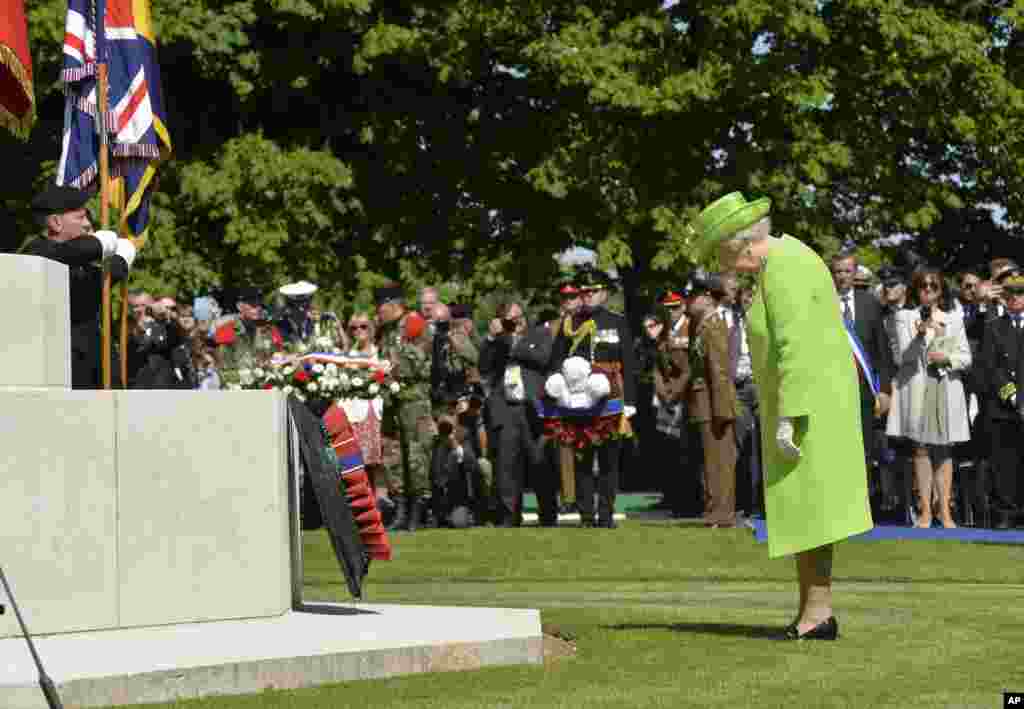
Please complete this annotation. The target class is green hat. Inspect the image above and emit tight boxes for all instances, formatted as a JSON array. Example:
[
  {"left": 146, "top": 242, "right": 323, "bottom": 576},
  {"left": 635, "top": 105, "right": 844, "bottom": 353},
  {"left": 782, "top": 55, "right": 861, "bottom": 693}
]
[{"left": 691, "top": 192, "right": 772, "bottom": 260}]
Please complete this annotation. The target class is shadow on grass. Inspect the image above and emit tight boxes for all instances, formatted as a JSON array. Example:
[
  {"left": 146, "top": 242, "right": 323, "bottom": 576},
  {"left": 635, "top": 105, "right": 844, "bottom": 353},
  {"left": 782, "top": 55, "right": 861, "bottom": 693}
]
[{"left": 603, "top": 622, "right": 782, "bottom": 640}]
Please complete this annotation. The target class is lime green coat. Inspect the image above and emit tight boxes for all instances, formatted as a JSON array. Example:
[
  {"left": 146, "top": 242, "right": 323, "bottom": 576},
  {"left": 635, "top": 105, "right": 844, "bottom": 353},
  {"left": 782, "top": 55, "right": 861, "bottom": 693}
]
[{"left": 745, "top": 235, "right": 873, "bottom": 558}]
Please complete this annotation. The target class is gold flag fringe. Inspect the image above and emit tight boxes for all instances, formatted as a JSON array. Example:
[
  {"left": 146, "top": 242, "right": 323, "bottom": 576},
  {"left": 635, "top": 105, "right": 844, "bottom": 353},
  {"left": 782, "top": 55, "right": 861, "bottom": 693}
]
[{"left": 0, "top": 44, "right": 35, "bottom": 139}]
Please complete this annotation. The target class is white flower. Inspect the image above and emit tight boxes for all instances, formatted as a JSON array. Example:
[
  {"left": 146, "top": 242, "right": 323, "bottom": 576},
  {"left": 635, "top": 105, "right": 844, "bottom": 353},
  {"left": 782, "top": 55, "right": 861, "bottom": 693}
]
[
  {"left": 389, "top": 382, "right": 401, "bottom": 394},
  {"left": 325, "top": 363, "right": 338, "bottom": 375},
  {"left": 351, "top": 376, "right": 364, "bottom": 388},
  {"left": 283, "top": 365, "right": 295, "bottom": 375},
  {"left": 369, "top": 383, "right": 380, "bottom": 395},
  {"left": 253, "top": 368, "right": 265, "bottom": 379},
  {"left": 312, "top": 363, "right": 325, "bottom": 374},
  {"left": 283, "top": 385, "right": 294, "bottom": 394},
  {"left": 307, "top": 382, "right": 319, "bottom": 393},
  {"left": 316, "top": 336, "right": 334, "bottom": 351},
  {"left": 339, "top": 373, "right": 350, "bottom": 387}
]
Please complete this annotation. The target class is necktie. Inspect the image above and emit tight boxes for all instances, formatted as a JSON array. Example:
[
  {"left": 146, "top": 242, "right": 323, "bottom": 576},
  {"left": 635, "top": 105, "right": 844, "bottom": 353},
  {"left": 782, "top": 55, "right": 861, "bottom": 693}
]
[
  {"left": 842, "top": 296, "right": 853, "bottom": 325},
  {"left": 727, "top": 310, "right": 741, "bottom": 380}
]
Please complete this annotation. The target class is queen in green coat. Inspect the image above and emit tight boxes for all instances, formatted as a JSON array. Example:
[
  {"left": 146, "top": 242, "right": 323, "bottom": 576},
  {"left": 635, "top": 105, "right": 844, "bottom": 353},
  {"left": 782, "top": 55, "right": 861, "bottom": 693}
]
[{"left": 691, "top": 192, "right": 873, "bottom": 641}]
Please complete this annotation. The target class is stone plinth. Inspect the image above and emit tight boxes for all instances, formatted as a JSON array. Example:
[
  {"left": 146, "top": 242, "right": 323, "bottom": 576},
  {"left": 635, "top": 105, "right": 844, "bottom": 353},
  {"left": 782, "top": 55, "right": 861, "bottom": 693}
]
[
  {"left": 0, "top": 254, "right": 70, "bottom": 388},
  {"left": 0, "top": 390, "right": 291, "bottom": 639}
]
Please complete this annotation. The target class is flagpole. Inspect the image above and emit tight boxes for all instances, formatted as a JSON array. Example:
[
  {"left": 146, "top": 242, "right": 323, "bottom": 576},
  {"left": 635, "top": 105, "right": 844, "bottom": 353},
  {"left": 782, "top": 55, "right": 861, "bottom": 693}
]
[
  {"left": 93, "top": 0, "right": 113, "bottom": 389},
  {"left": 98, "top": 61, "right": 112, "bottom": 389}
]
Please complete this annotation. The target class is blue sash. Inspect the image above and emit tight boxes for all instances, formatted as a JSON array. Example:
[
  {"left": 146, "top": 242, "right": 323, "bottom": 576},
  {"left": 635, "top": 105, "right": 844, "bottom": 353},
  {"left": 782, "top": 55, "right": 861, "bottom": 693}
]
[
  {"left": 843, "top": 320, "right": 880, "bottom": 397},
  {"left": 536, "top": 398, "right": 624, "bottom": 420}
]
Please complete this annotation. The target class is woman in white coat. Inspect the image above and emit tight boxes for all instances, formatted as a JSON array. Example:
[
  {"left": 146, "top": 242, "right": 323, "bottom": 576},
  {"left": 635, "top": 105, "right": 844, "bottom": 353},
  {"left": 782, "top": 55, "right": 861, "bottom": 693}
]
[{"left": 886, "top": 267, "right": 971, "bottom": 528}]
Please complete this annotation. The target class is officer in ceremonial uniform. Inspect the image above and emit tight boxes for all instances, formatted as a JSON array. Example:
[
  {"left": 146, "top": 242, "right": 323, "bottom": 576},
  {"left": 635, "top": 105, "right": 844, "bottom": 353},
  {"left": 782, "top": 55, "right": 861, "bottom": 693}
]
[
  {"left": 276, "top": 280, "right": 322, "bottom": 346},
  {"left": 979, "top": 270, "right": 1024, "bottom": 528},
  {"left": 549, "top": 266, "right": 637, "bottom": 528},
  {"left": 684, "top": 274, "right": 739, "bottom": 527},
  {"left": 375, "top": 282, "right": 434, "bottom": 532},
  {"left": 24, "top": 185, "right": 137, "bottom": 389}
]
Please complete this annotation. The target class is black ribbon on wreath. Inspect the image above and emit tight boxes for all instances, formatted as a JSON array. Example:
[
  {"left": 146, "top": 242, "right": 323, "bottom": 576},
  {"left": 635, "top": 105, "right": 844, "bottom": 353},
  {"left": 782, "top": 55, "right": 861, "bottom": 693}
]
[{"left": 287, "top": 395, "right": 368, "bottom": 600}]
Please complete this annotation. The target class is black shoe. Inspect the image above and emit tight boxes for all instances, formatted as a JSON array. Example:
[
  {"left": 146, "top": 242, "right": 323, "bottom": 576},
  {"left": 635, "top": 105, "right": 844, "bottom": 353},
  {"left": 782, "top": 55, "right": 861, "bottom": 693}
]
[
  {"left": 783, "top": 616, "right": 838, "bottom": 641},
  {"left": 386, "top": 496, "right": 408, "bottom": 532},
  {"left": 407, "top": 498, "right": 426, "bottom": 532}
]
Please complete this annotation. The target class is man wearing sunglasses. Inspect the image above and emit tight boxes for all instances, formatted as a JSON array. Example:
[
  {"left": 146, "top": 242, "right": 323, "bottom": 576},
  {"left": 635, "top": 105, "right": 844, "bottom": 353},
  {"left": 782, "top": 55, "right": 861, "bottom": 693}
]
[
  {"left": 24, "top": 184, "right": 137, "bottom": 389},
  {"left": 979, "top": 270, "right": 1024, "bottom": 528}
]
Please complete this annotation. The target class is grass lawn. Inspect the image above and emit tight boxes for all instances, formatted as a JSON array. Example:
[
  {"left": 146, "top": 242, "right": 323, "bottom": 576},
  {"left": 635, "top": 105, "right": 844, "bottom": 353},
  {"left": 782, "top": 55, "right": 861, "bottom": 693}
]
[{"left": 112, "top": 522, "right": 1024, "bottom": 709}]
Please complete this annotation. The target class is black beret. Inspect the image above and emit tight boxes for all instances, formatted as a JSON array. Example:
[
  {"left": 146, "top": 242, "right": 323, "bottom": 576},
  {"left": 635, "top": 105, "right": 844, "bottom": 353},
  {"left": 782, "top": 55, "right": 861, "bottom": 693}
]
[
  {"left": 374, "top": 283, "right": 404, "bottom": 306},
  {"left": 688, "top": 272, "right": 720, "bottom": 295},
  {"left": 877, "top": 266, "right": 906, "bottom": 285},
  {"left": 449, "top": 303, "right": 472, "bottom": 320},
  {"left": 236, "top": 286, "right": 264, "bottom": 305},
  {"left": 31, "top": 184, "right": 90, "bottom": 216}
]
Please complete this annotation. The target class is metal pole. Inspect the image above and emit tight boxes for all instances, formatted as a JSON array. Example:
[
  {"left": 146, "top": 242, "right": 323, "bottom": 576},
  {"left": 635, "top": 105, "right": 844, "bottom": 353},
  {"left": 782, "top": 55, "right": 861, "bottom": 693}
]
[{"left": 0, "top": 567, "right": 64, "bottom": 709}]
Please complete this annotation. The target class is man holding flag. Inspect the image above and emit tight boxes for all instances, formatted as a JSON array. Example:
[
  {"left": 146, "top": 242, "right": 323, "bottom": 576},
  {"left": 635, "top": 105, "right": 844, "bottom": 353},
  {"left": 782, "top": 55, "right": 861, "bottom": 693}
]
[{"left": 55, "top": 0, "right": 171, "bottom": 386}]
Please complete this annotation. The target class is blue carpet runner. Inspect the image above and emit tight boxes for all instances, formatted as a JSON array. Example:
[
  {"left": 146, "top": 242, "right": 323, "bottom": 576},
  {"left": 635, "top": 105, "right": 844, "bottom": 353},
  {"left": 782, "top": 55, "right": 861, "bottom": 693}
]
[{"left": 749, "top": 518, "right": 1024, "bottom": 544}]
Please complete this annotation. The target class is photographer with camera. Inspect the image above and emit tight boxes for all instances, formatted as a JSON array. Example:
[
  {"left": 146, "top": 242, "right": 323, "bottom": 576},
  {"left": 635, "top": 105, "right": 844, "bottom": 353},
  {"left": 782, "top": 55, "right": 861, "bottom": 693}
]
[
  {"left": 127, "top": 294, "right": 194, "bottom": 389},
  {"left": 480, "top": 301, "right": 559, "bottom": 527}
]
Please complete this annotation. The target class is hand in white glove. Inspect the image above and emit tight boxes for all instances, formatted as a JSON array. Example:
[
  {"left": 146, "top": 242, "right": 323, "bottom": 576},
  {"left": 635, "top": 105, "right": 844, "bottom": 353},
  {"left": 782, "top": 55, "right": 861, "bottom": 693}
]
[
  {"left": 1012, "top": 394, "right": 1017, "bottom": 407},
  {"left": 114, "top": 238, "right": 137, "bottom": 268},
  {"left": 93, "top": 229, "right": 118, "bottom": 258},
  {"left": 776, "top": 417, "right": 802, "bottom": 461},
  {"left": 624, "top": 405, "right": 637, "bottom": 418}
]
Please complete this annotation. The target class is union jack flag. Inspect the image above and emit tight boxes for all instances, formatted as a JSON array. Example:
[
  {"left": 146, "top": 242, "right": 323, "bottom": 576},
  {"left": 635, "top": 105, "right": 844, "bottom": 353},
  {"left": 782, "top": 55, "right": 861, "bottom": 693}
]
[{"left": 58, "top": 0, "right": 171, "bottom": 244}]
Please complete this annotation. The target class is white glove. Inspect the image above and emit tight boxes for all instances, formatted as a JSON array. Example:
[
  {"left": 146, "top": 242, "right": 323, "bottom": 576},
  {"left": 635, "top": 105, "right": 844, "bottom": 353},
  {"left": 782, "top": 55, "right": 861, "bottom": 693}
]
[
  {"left": 1012, "top": 394, "right": 1017, "bottom": 407},
  {"left": 93, "top": 229, "right": 118, "bottom": 258},
  {"left": 114, "top": 238, "right": 137, "bottom": 268},
  {"left": 776, "top": 417, "right": 801, "bottom": 461},
  {"left": 624, "top": 405, "right": 637, "bottom": 418}
]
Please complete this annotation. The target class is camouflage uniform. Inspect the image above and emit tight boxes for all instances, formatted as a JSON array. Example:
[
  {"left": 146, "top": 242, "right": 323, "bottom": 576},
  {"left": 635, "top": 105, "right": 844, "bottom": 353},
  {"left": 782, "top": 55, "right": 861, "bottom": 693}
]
[
  {"left": 215, "top": 318, "right": 283, "bottom": 375},
  {"left": 378, "top": 310, "right": 435, "bottom": 498}
]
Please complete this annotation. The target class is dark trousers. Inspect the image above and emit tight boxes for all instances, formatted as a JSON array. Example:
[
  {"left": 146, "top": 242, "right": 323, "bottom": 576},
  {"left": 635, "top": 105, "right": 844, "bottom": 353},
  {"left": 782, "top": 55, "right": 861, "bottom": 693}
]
[
  {"left": 989, "top": 419, "right": 1023, "bottom": 509},
  {"left": 733, "top": 380, "right": 762, "bottom": 516},
  {"left": 494, "top": 403, "right": 545, "bottom": 525},
  {"left": 577, "top": 439, "right": 622, "bottom": 526}
]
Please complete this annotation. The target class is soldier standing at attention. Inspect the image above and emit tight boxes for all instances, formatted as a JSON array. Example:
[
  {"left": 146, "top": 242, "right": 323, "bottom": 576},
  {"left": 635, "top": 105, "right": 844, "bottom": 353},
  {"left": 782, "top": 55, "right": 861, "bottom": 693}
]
[
  {"left": 24, "top": 185, "right": 136, "bottom": 389},
  {"left": 376, "top": 282, "right": 435, "bottom": 532},
  {"left": 684, "top": 274, "right": 739, "bottom": 528},
  {"left": 548, "top": 267, "right": 637, "bottom": 528}
]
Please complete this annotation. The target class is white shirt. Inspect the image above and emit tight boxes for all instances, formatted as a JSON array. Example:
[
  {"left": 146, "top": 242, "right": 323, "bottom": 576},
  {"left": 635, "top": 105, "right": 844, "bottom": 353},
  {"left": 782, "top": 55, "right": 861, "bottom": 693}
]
[
  {"left": 838, "top": 289, "right": 856, "bottom": 322},
  {"left": 717, "top": 305, "right": 752, "bottom": 380}
]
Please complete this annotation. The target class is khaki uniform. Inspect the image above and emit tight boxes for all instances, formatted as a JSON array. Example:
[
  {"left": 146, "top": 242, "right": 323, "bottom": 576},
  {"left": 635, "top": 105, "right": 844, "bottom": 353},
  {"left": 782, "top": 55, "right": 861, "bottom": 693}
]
[
  {"left": 378, "top": 311, "right": 435, "bottom": 498},
  {"left": 685, "top": 312, "right": 738, "bottom": 526}
]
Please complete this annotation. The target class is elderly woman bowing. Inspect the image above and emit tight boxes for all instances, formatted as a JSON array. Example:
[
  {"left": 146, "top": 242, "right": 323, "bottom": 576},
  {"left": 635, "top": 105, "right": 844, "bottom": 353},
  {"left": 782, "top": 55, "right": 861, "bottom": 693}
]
[{"left": 691, "top": 192, "right": 873, "bottom": 640}]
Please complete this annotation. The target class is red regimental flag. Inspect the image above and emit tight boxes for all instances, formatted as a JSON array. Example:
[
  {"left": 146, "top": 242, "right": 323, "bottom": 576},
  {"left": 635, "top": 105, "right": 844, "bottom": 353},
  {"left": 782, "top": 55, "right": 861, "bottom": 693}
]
[{"left": 0, "top": 0, "right": 34, "bottom": 138}]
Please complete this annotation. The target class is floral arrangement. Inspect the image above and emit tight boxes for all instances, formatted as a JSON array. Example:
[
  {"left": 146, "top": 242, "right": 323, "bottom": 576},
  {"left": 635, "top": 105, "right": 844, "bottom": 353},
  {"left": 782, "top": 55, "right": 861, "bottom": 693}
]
[
  {"left": 223, "top": 335, "right": 401, "bottom": 405},
  {"left": 542, "top": 413, "right": 629, "bottom": 450}
]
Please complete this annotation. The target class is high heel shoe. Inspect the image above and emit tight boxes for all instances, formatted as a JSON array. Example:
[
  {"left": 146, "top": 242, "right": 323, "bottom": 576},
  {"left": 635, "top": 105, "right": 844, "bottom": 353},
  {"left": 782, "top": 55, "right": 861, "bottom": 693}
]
[{"left": 783, "top": 616, "right": 838, "bottom": 641}]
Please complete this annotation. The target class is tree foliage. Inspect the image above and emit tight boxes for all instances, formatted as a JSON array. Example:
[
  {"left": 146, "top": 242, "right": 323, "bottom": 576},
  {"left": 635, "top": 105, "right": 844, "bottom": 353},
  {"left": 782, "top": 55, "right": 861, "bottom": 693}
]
[{"left": 2, "top": 0, "right": 1023, "bottom": 321}]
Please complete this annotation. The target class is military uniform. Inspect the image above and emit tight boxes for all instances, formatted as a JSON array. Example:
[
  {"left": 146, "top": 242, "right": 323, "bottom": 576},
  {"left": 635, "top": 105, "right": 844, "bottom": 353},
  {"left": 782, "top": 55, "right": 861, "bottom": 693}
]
[
  {"left": 978, "top": 280, "right": 1024, "bottom": 527},
  {"left": 549, "top": 269, "right": 637, "bottom": 527},
  {"left": 24, "top": 185, "right": 137, "bottom": 389},
  {"left": 686, "top": 306, "right": 739, "bottom": 527},
  {"left": 376, "top": 285, "right": 434, "bottom": 529}
]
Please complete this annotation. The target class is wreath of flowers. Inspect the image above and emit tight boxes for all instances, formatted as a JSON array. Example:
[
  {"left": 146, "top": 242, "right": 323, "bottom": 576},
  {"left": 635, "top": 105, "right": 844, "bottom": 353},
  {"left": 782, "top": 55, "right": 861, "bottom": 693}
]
[
  {"left": 542, "top": 413, "right": 628, "bottom": 450},
  {"left": 223, "top": 335, "right": 401, "bottom": 406}
]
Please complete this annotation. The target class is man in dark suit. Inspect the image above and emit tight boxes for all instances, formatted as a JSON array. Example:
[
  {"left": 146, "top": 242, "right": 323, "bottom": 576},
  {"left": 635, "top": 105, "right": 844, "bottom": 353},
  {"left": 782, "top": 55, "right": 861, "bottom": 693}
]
[
  {"left": 548, "top": 267, "right": 637, "bottom": 528},
  {"left": 480, "top": 301, "right": 557, "bottom": 526},
  {"left": 830, "top": 252, "right": 894, "bottom": 515},
  {"left": 23, "top": 185, "right": 137, "bottom": 389},
  {"left": 978, "top": 270, "right": 1024, "bottom": 528}
]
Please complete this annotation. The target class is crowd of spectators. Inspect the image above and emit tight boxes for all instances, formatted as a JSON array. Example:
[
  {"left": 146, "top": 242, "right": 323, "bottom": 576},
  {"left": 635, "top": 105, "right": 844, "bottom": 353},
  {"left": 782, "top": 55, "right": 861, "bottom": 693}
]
[{"left": 117, "top": 252, "right": 1024, "bottom": 531}]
